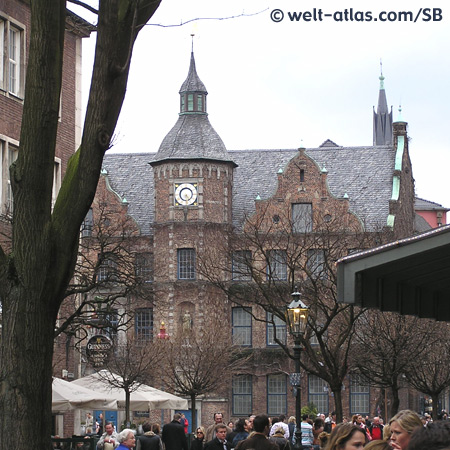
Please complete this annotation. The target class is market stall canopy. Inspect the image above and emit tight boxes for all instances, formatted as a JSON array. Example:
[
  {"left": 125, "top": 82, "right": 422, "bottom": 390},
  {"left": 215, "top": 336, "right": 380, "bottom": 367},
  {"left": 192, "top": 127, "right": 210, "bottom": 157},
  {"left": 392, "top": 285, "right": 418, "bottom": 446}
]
[
  {"left": 337, "top": 224, "right": 450, "bottom": 321},
  {"left": 52, "top": 377, "right": 118, "bottom": 412},
  {"left": 72, "top": 370, "right": 188, "bottom": 410}
]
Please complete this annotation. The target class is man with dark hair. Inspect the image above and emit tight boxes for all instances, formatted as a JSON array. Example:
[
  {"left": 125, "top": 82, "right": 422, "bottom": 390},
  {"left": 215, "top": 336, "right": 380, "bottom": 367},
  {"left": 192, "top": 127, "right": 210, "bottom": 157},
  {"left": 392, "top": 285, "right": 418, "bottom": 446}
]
[
  {"left": 137, "top": 422, "right": 162, "bottom": 450},
  {"left": 162, "top": 414, "right": 188, "bottom": 450},
  {"left": 235, "top": 415, "right": 279, "bottom": 450},
  {"left": 407, "top": 420, "right": 450, "bottom": 450},
  {"left": 204, "top": 425, "right": 232, "bottom": 450},
  {"left": 97, "top": 422, "right": 119, "bottom": 450}
]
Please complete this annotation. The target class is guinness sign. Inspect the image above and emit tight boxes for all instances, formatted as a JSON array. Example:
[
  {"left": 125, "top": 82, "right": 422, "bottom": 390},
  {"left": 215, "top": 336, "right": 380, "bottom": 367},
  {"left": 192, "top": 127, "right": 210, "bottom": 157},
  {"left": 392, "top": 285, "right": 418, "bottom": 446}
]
[{"left": 86, "top": 335, "right": 113, "bottom": 367}]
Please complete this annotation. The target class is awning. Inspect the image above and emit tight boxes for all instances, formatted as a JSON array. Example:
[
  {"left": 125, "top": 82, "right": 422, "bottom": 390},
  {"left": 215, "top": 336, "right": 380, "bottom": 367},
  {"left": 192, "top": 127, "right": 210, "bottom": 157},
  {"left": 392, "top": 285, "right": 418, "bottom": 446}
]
[
  {"left": 337, "top": 224, "right": 450, "bottom": 321},
  {"left": 72, "top": 370, "right": 188, "bottom": 410},
  {"left": 52, "top": 377, "right": 118, "bottom": 412}
]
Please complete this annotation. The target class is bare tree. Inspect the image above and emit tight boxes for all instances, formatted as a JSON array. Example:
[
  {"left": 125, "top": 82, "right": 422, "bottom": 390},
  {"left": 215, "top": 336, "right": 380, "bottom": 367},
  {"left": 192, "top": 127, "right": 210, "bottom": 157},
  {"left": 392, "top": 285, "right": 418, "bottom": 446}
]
[
  {"left": 198, "top": 204, "right": 391, "bottom": 421},
  {"left": 404, "top": 321, "right": 450, "bottom": 420},
  {"left": 352, "top": 311, "right": 432, "bottom": 417},
  {"left": 158, "top": 319, "right": 250, "bottom": 432},
  {"left": 95, "top": 336, "right": 166, "bottom": 427}
]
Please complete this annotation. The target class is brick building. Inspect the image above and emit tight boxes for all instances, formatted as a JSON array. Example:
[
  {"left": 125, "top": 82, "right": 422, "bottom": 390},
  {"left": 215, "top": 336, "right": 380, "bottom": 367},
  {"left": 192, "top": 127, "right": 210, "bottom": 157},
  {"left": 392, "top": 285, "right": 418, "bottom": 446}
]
[{"left": 74, "top": 50, "right": 446, "bottom": 431}]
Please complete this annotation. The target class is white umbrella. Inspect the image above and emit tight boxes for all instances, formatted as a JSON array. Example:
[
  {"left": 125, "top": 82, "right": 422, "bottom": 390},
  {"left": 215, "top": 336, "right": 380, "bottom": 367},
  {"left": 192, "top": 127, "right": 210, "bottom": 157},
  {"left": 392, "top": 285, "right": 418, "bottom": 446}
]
[
  {"left": 72, "top": 370, "right": 188, "bottom": 410},
  {"left": 52, "top": 377, "right": 118, "bottom": 412}
]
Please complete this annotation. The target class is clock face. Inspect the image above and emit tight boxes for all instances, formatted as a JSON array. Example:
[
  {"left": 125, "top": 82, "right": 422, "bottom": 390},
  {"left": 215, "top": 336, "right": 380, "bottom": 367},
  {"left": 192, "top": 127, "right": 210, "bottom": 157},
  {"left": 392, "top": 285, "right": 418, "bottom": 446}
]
[{"left": 174, "top": 183, "right": 198, "bottom": 206}]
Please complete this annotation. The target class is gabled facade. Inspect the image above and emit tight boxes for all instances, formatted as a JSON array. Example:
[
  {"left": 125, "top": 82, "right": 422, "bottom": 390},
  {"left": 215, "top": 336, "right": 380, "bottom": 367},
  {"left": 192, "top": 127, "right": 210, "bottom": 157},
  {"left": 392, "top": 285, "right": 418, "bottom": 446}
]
[{"left": 81, "top": 52, "right": 435, "bottom": 428}]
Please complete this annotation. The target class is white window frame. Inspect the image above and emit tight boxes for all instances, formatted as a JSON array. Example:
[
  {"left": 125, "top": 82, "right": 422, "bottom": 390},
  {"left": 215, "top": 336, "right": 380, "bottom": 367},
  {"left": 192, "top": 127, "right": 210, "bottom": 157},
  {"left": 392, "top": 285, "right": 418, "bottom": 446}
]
[
  {"left": 267, "top": 249, "right": 288, "bottom": 281},
  {"left": 1, "top": 138, "right": 19, "bottom": 215},
  {"left": 52, "top": 157, "right": 61, "bottom": 209},
  {"left": 0, "top": 20, "right": 4, "bottom": 89},
  {"left": 0, "top": 17, "right": 25, "bottom": 97}
]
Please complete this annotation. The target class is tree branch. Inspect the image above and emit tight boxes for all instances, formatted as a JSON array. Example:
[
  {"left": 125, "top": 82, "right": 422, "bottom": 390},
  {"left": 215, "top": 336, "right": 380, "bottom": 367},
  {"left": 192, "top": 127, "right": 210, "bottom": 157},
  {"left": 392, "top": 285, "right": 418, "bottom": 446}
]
[{"left": 147, "top": 8, "right": 268, "bottom": 27}]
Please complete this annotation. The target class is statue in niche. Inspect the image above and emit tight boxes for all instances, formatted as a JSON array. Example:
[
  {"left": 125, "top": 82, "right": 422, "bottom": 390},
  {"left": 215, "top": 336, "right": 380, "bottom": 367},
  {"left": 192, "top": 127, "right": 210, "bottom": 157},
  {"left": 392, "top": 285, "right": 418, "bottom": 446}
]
[{"left": 182, "top": 311, "right": 193, "bottom": 333}]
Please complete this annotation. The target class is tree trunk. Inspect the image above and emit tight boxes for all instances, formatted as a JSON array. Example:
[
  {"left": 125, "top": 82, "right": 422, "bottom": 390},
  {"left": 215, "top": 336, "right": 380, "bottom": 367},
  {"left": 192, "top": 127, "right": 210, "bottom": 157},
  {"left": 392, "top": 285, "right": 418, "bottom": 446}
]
[
  {"left": 1, "top": 288, "right": 58, "bottom": 450},
  {"left": 0, "top": 0, "right": 161, "bottom": 448},
  {"left": 330, "top": 387, "right": 344, "bottom": 423},
  {"left": 391, "top": 386, "right": 401, "bottom": 417},
  {"left": 126, "top": 389, "right": 132, "bottom": 428},
  {"left": 431, "top": 393, "right": 439, "bottom": 420},
  {"left": 191, "top": 394, "right": 197, "bottom": 434}
]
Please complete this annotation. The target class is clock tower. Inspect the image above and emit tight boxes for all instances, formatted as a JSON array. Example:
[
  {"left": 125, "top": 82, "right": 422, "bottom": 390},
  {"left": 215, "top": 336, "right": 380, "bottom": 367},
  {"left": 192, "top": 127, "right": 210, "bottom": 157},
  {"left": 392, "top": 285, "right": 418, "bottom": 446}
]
[{"left": 150, "top": 51, "right": 237, "bottom": 335}]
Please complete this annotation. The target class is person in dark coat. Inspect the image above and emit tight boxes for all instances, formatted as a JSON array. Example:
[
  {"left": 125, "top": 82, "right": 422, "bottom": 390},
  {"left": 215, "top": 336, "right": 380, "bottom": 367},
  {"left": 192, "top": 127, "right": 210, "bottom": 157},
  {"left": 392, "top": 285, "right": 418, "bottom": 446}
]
[
  {"left": 235, "top": 415, "right": 279, "bottom": 450},
  {"left": 162, "top": 414, "right": 188, "bottom": 450},
  {"left": 137, "top": 423, "right": 162, "bottom": 450},
  {"left": 191, "top": 427, "right": 206, "bottom": 450},
  {"left": 204, "top": 425, "right": 231, "bottom": 450},
  {"left": 231, "top": 419, "right": 248, "bottom": 448}
]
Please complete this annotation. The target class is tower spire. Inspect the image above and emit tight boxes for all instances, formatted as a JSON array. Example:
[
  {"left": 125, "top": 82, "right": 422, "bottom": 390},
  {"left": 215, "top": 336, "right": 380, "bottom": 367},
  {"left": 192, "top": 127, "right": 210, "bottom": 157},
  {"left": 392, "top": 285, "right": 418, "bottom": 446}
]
[{"left": 373, "top": 65, "right": 393, "bottom": 146}]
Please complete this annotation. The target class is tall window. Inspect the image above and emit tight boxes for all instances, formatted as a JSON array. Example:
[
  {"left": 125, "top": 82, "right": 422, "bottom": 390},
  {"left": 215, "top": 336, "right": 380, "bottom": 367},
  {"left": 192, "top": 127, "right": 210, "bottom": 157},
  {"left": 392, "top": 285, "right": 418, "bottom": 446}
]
[
  {"left": 187, "top": 94, "right": 194, "bottom": 111},
  {"left": 267, "top": 250, "right": 287, "bottom": 281},
  {"left": 135, "top": 308, "right": 153, "bottom": 343},
  {"left": 81, "top": 208, "right": 94, "bottom": 237},
  {"left": 232, "top": 250, "right": 252, "bottom": 281},
  {"left": 0, "top": 21, "right": 4, "bottom": 88},
  {"left": 232, "top": 375, "right": 252, "bottom": 416},
  {"left": 93, "top": 309, "right": 119, "bottom": 343},
  {"left": 0, "top": 19, "right": 24, "bottom": 96},
  {"left": 135, "top": 252, "right": 154, "bottom": 283},
  {"left": 267, "top": 374, "right": 287, "bottom": 415},
  {"left": 349, "top": 374, "right": 370, "bottom": 415},
  {"left": 308, "top": 375, "right": 329, "bottom": 414},
  {"left": 232, "top": 307, "right": 252, "bottom": 346},
  {"left": 52, "top": 158, "right": 61, "bottom": 209},
  {"left": 267, "top": 312, "right": 287, "bottom": 346},
  {"left": 307, "top": 249, "right": 327, "bottom": 279},
  {"left": 177, "top": 248, "right": 196, "bottom": 280},
  {"left": 97, "top": 253, "right": 118, "bottom": 283},
  {"left": 9, "top": 26, "right": 20, "bottom": 95},
  {"left": 2, "top": 142, "right": 18, "bottom": 214},
  {"left": 292, "top": 203, "right": 313, "bottom": 232}
]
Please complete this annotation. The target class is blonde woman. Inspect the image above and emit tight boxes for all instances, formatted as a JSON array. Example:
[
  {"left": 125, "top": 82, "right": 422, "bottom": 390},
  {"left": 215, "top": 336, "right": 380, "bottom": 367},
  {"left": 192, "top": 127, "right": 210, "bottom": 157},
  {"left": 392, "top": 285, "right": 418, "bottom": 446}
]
[{"left": 388, "top": 410, "right": 422, "bottom": 450}]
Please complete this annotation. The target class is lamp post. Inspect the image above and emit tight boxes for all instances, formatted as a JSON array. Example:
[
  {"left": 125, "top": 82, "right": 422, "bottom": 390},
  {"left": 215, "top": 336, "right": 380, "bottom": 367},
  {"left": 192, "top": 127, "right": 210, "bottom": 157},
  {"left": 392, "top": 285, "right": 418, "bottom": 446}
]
[{"left": 286, "top": 287, "right": 309, "bottom": 450}]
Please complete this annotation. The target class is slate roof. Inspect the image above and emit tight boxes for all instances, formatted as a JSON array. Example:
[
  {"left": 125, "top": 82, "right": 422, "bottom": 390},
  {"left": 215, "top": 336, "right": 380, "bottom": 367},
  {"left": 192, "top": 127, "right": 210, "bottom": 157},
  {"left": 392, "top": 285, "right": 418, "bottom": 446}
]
[
  {"left": 103, "top": 143, "right": 395, "bottom": 235},
  {"left": 179, "top": 52, "right": 207, "bottom": 94},
  {"left": 415, "top": 197, "right": 449, "bottom": 211},
  {"left": 151, "top": 114, "right": 234, "bottom": 165}
]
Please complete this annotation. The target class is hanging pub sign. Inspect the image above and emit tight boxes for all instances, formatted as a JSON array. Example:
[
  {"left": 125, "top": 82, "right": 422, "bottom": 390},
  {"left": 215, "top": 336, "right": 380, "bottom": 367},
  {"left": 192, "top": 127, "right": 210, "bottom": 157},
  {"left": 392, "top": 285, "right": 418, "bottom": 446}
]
[{"left": 86, "top": 335, "right": 113, "bottom": 367}]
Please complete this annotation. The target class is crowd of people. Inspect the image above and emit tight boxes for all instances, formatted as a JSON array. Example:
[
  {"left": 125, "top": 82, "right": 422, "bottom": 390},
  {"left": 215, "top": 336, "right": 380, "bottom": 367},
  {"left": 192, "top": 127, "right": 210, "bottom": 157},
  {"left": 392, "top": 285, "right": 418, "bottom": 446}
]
[
  {"left": 148, "top": 409, "right": 450, "bottom": 450},
  {"left": 89, "top": 409, "right": 450, "bottom": 450}
]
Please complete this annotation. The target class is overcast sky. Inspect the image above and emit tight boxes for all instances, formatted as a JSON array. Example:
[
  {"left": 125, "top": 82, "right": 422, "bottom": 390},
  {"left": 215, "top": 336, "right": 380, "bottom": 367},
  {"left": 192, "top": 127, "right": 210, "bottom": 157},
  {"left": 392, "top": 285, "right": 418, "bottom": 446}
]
[{"left": 73, "top": 0, "right": 450, "bottom": 210}]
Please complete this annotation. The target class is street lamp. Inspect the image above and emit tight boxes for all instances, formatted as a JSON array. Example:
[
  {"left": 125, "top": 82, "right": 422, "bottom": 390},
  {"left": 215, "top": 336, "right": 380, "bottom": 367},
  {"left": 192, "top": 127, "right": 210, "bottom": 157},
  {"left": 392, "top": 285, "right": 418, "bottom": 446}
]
[{"left": 286, "top": 287, "right": 309, "bottom": 450}]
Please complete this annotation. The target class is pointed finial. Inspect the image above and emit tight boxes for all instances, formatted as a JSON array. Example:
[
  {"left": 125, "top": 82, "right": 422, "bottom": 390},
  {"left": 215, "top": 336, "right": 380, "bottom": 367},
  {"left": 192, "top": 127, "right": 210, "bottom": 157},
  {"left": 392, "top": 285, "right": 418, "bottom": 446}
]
[
  {"left": 379, "top": 59, "right": 385, "bottom": 89},
  {"left": 191, "top": 34, "right": 195, "bottom": 52}
]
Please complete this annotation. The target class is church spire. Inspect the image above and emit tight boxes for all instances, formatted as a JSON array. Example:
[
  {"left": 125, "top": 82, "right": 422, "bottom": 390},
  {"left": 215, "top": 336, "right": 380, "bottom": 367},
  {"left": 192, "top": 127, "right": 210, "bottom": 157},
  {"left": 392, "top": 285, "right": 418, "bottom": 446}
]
[{"left": 373, "top": 63, "right": 393, "bottom": 146}]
